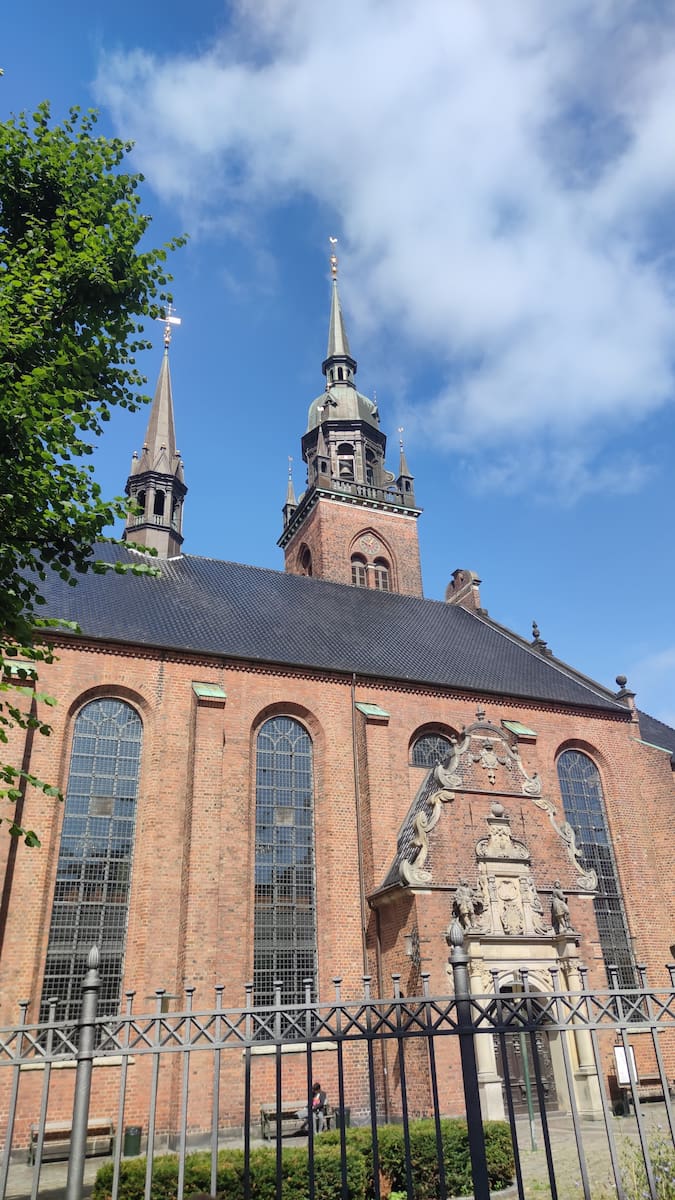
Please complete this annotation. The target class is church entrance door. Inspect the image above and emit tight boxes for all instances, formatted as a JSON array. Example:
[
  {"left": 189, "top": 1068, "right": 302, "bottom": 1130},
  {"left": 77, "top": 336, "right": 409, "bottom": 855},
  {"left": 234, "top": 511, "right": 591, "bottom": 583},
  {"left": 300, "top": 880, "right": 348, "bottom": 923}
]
[{"left": 493, "top": 1026, "right": 560, "bottom": 1115}]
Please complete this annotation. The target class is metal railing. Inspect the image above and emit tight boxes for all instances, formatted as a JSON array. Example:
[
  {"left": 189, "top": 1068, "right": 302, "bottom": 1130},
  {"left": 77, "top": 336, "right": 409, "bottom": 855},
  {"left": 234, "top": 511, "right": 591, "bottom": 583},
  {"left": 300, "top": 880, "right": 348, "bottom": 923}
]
[{"left": 0, "top": 927, "right": 674, "bottom": 1200}]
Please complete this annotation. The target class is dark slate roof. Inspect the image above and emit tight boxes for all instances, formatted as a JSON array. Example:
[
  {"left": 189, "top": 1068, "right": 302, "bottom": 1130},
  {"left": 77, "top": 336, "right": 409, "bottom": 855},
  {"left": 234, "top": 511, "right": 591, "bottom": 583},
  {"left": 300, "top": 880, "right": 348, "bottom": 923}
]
[
  {"left": 637, "top": 711, "right": 675, "bottom": 765},
  {"left": 32, "top": 544, "right": 628, "bottom": 712}
]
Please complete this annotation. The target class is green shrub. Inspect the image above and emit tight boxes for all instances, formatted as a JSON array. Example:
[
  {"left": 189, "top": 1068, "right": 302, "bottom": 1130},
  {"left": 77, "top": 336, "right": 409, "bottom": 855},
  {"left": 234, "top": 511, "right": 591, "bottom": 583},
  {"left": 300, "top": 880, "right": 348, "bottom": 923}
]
[
  {"left": 317, "top": 1117, "right": 514, "bottom": 1199},
  {"left": 621, "top": 1130, "right": 675, "bottom": 1200},
  {"left": 93, "top": 1143, "right": 367, "bottom": 1200}
]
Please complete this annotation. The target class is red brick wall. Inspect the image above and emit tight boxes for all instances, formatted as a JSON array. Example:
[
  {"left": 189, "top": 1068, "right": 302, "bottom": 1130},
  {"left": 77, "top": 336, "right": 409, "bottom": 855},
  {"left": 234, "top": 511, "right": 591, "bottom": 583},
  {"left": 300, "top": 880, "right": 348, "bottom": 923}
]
[
  {"left": 284, "top": 497, "right": 423, "bottom": 596},
  {"left": 1, "top": 634, "right": 674, "bottom": 1140}
]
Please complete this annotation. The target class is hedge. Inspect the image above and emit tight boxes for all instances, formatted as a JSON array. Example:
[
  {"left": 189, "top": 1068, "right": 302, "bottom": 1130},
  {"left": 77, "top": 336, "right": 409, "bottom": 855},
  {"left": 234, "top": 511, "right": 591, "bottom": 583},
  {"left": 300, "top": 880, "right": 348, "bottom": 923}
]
[
  {"left": 92, "top": 1144, "right": 367, "bottom": 1200},
  {"left": 92, "top": 1118, "right": 513, "bottom": 1200},
  {"left": 317, "top": 1117, "right": 514, "bottom": 1199}
]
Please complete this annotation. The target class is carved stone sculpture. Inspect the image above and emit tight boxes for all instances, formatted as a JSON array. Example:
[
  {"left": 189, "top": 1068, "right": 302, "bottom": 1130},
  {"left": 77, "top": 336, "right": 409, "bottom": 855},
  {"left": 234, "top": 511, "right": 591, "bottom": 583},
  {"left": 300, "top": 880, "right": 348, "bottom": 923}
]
[
  {"left": 551, "top": 881, "right": 572, "bottom": 934},
  {"left": 453, "top": 878, "right": 478, "bottom": 930}
]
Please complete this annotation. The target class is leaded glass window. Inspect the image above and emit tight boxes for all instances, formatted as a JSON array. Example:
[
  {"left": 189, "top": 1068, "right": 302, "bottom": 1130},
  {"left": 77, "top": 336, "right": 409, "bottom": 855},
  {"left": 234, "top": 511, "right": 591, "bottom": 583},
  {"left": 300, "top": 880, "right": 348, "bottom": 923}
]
[
  {"left": 254, "top": 717, "right": 317, "bottom": 1008},
  {"left": 557, "top": 750, "right": 635, "bottom": 988},
  {"left": 40, "top": 699, "right": 142, "bottom": 1021},
  {"left": 411, "top": 733, "right": 452, "bottom": 767}
]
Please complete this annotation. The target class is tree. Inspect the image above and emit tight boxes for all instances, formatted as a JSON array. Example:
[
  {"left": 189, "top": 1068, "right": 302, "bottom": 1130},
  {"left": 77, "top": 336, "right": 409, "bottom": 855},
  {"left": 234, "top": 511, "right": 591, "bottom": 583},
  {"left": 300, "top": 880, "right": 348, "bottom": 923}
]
[{"left": 0, "top": 102, "right": 185, "bottom": 843}]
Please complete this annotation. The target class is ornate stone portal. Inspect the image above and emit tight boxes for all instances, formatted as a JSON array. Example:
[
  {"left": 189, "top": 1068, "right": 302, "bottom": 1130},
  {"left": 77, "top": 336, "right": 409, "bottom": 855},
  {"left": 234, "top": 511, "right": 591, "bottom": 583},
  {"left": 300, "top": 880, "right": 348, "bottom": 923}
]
[
  {"left": 381, "top": 709, "right": 603, "bottom": 1121},
  {"left": 397, "top": 715, "right": 597, "bottom": 891},
  {"left": 443, "top": 804, "right": 601, "bottom": 1123}
]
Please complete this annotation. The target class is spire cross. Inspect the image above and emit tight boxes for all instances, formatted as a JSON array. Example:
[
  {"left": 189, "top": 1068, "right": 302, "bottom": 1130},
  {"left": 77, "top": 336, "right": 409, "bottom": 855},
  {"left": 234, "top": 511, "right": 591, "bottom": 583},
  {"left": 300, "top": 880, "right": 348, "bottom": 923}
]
[
  {"left": 158, "top": 303, "right": 182, "bottom": 348},
  {"left": 329, "top": 236, "right": 338, "bottom": 280}
]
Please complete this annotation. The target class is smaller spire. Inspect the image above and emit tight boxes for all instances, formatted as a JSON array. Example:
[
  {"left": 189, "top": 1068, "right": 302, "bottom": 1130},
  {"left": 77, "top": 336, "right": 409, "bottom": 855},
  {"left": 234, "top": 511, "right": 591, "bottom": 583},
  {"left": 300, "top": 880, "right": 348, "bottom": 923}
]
[
  {"left": 282, "top": 456, "right": 298, "bottom": 529},
  {"left": 397, "top": 426, "right": 412, "bottom": 478},
  {"left": 286, "top": 456, "right": 296, "bottom": 507}
]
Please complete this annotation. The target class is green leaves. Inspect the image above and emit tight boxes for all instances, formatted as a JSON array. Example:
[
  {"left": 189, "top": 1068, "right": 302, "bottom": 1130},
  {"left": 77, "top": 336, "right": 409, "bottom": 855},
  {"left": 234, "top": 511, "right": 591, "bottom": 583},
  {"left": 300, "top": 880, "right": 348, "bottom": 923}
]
[{"left": 0, "top": 102, "right": 184, "bottom": 846}]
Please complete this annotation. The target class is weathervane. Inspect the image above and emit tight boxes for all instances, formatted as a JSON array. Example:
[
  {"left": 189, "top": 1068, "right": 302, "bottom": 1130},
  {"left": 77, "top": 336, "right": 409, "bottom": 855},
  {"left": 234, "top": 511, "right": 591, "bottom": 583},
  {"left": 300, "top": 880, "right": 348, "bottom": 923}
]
[
  {"left": 158, "top": 302, "right": 182, "bottom": 348},
  {"left": 288, "top": 455, "right": 293, "bottom": 479},
  {"left": 398, "top": 426, "right": 405, "bottom": 453},
  {"left": 329, "top": 236, "right": 338, "bottom": 280}
]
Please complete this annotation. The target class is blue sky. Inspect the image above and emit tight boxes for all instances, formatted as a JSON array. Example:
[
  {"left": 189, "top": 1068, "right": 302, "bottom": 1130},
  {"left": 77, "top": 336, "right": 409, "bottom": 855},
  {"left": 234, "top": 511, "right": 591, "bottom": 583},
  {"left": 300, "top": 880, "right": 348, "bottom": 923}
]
[{"left": 4, "top": 1, "right": 675, "bottom": 724}]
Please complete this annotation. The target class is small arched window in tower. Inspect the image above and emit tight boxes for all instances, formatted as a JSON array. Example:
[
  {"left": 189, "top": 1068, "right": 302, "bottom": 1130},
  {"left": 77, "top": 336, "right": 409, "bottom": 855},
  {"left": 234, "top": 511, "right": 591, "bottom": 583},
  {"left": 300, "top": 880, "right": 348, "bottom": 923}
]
[
  {"left": 337, "top": 443, "right": 355, "bottom": 481},
  {"left": 351, "top": 555, "right": 367, "bottom": 587},
  {"left": 337, "top": 367, "right": 344, "bottom": 381},
  {"left": 373, "top": 558, "right": 390, "bottom": 591},
  {"left": 411, "top": 733, "right": 452, "bottom": 767},
  {"left": 135, "top": 491, "right": 146, "bottom": 524},
  {"left": 299, "top": 546, "right": 313, "bottom": 576},
  {"left": 153, "top": 490, "right": 165, "bottom": 518},
  {"left": 365, "top": 449, "right": 377, "bottom": 486}
]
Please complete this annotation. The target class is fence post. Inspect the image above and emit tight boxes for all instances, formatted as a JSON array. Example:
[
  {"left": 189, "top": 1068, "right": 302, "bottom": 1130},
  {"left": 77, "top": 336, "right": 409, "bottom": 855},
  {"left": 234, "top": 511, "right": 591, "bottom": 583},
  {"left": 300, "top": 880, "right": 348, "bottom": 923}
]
[
  {"left": 65, "top": 946, "right": 101, "bottom": 1200},
  {"left": 447, "top": 918, "right": 491, "bottom": 1200}
]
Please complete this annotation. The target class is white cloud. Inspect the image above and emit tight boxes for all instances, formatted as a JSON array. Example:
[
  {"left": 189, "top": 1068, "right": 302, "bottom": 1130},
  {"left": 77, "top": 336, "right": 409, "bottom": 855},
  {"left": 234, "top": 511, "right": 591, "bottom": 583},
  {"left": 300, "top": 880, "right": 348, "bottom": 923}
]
[{"left": 96, "top": 0, "right": 675, "bottom": 491}]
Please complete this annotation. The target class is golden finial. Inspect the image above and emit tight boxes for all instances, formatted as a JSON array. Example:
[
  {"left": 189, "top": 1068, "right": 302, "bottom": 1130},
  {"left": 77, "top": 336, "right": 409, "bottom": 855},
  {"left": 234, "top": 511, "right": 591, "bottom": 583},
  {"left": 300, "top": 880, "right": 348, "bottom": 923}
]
[
  {"left": 329, "top": 235, "right": 338, "bottom": 280},
  {"left": 158, "top": 302, "right": 182, "bottom": 348}
]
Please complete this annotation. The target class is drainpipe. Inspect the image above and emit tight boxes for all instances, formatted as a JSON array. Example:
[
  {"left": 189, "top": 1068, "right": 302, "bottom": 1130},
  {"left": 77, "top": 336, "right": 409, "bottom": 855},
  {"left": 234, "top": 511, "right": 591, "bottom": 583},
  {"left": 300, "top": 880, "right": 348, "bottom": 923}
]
[
  {"left": 350, "top": 673, "right": 369, "bottom": 975},
  {"left": 0, "top": 695, "right": 37, "bottom": 963},
  {"left": 374, "top": 904, "right": 392, "bottom": 1122}
]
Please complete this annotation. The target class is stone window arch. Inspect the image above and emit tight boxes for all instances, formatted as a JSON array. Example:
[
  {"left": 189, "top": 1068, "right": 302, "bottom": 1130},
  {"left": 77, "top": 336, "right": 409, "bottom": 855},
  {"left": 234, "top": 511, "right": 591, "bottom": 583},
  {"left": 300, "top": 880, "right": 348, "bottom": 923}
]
[
  {"left": 40, "top": 698, "right": 143, "bottom": 1021},
  {"left": 254, "top": 716, "right": 317, "bottom": 1006},
  {"left": 153, "top": 489, "right": 165, "bottom": 518},
  {"left": 556, "top": 749, "right": 635, "bottom": 988}
]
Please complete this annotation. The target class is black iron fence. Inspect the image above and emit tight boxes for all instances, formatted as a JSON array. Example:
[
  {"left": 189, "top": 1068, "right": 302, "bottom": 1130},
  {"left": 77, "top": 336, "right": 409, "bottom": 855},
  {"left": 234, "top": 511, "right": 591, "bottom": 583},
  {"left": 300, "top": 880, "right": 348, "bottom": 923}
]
[{"left": 0, "top": 927, "right": 674, "bottom": 1200}]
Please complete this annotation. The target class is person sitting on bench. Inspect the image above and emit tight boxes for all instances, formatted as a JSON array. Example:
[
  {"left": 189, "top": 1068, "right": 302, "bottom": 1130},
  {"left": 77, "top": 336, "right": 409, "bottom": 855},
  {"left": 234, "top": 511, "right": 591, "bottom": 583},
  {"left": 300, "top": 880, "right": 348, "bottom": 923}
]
[{"left": 311, "top": 1081, "right": 327, "bottom": 1132}]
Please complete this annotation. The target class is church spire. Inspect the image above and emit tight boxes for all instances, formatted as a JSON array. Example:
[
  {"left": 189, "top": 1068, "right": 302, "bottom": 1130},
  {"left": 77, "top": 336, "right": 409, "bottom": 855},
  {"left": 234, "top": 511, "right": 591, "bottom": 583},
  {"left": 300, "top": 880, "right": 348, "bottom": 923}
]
[
  {"left": 123, "top": 308, "right": 187, "bottom": 558},
  {"left": 322, "top": 239, "right": 357, "bottom": 387},
  {"left": 279, "top": 247, "right": 423, "bottom": 596}
]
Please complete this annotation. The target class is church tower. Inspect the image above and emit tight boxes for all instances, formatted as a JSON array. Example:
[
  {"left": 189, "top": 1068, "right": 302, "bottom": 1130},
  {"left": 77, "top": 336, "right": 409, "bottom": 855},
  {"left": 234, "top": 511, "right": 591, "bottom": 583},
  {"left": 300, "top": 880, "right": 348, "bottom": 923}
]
[
  {"left": 280, "top": 247, "right": 423, "bottom": 595},
  {"left": 123, "top": 314, "right": 187, "bottom": 558}
]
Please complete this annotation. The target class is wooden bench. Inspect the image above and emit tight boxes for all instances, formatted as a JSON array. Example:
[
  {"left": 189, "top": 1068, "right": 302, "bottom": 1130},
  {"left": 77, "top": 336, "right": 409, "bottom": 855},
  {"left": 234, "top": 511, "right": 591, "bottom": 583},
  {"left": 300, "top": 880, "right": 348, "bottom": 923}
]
[
  {"left": 29, "top": 1117, "right": 114, "bottom": 1163},
  {"left": 260, "top": 1101, "right": 333, "bottom": 1140}
]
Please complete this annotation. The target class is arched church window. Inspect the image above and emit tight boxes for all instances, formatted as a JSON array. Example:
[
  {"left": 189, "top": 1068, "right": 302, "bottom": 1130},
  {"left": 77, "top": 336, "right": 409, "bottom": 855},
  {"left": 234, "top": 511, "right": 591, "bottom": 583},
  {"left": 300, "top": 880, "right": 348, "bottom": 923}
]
[
  {"left": 365, "top": 449, "right": 377, "bottom": 486},
  {"left": 254, "top": 717, "right": 317, "bottom": 1007},
  {"left": 373, "top": 558, "right": 390, "bottom": 591},
  {"left": 136, "top": 491, "right": 146, "bottom": 523},
  {"left": 351, "top": 555, "right": 367, "bottom": 587},
  {"left": 153, "top": 490, "right": 165, "bottom": 518},
  {"left": 557, "top": 750, "right": 635, "bottom": 988},
  {"left": 337, "top": 367, "right": 344, "bottom": 381},
  {"left": 39, "top": 699, "right": 143, "bottom": 1022},
  {"left": 299, "top": 546, "right": 313, "bottom": 576},
  {"left": 337, "top": 443, "right": 355, "bottom": 481},
  {"left": 411, "top": 733, "right": 452, "bottom": 767}
]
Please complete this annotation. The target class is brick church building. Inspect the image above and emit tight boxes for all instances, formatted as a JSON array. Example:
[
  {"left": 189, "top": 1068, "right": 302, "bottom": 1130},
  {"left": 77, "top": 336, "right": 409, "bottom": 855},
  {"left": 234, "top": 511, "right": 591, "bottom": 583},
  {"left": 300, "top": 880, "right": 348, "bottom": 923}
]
[{"left": 1, "top": 252, "right": 674, "bottom": 1134}]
